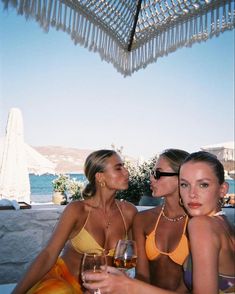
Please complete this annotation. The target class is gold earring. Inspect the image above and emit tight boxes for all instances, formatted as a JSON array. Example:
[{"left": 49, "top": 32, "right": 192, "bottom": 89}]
[
  {"left": 179, "top": 198, "right": 184, "bottom": 206},
  {"left": 99, "top": 181, "right": 105, "bottom": 188}
]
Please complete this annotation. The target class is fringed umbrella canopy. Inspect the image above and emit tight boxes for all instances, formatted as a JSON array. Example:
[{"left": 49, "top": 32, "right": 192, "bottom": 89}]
[{"left": 2, "top": 0, "right": 235, "bottom": 76}]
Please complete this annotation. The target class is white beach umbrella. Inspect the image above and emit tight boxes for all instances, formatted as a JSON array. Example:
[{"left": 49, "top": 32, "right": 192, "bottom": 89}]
[
  {"left": 0, "top": 108, "right": 55, "bottom": 203},
  {"left": 0, "top": 108, "right": 30, "bottom": 203}
]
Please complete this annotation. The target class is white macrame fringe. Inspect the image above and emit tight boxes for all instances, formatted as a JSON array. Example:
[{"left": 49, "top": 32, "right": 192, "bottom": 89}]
[{"left": 2, "top": 0, "right": 235, "bottom": 76}]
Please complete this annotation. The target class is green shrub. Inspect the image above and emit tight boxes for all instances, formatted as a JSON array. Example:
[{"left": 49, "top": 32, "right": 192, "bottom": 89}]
[
  {"left": 116, "top": 156, "right": 157, "bottom": 205},
  {"left": 52, "top": 174, "right": 84, "bottom": 202},
  {"left": 52, "top": 174, "right": 69, "bottom": 194},
  {"left": 67, "top": 179, "right": 84, "bottom": 201}
]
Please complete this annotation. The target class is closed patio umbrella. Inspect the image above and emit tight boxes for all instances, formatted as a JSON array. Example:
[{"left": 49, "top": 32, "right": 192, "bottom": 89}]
[
  {"left": 0, "top": 108, "right": 30, "bottom": 203},
  {"left": 0, "top": 108, "right": 55, "bottom": 203}
]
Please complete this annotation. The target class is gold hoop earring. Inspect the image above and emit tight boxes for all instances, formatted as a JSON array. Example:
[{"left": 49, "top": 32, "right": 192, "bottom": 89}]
[
  {"left": 99, "top": 181, "right": 106, "bottom": 188},
  {"left": 179, "top": 198, "right": 184, "bottom": 207}
]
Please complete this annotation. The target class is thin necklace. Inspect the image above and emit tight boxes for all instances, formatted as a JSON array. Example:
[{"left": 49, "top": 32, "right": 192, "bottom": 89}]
[
  {"left": 98, "top": 200, "right": 117, "bottom": 230},
  {"left": 161, "top": 204, "right": 187, "bottom": 222}
]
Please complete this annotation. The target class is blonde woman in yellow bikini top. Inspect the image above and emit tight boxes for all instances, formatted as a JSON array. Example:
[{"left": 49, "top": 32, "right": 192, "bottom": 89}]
[
  {"left": 12, "top": 150, "right": 137, "bottom": 294},
  {"left": 133, "top": 149, "right": 190, "bottom": 293}
]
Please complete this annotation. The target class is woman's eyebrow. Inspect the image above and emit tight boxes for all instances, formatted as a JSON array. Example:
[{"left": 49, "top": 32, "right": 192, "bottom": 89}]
[
  {"left": 179, "top": 177, "right": 188, "bottom": 182},
  {"left": 115, "top": 163, "right": 124, "bottom": 167}
]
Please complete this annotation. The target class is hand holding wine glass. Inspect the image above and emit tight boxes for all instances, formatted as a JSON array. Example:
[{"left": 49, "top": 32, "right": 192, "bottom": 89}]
[
  {"left": 81, "top": 251, "right": 107, "bottom": 294},
  {"left": 113, "top": 240, "right": 137, "bottom": 278}
]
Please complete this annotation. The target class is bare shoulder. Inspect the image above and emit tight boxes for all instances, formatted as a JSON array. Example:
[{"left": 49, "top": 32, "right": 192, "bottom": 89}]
[
  {"left": 64, "top": 199, "right": 84, "bottom": 210},
  {"left": 136, "top": 205, "right": 161, "bottom": 219},
  {"left": 188, "top": 215, "right": 215, "bottom": 231},
  {"left": 116, "top": 200, "right": 138, "bottom": 215},
  {"left": 62, "top": 200, "right": 91, "bottom": 217},
  {"left": 188, "top": 215, "right": 228, "bottom": 231},
  {"left": 133, "top": 206, "right": 161, "bottom": 228},
  {"left": 60, "top": 200, "right": 94, "bottom": 232},
  {"left": 115, "top": 200, "right": 137, "bottom": 229},
  {"left": 188, "top": 216, "right": 221, "bottom": 244}
]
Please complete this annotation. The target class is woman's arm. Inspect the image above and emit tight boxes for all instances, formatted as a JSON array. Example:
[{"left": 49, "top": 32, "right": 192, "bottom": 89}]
[
  {"left": 188, "top": 216, "right": 220, "bottom": 294},
  {"left": 12, "top": 202, "right": 81, "bottom": 294},
  {"left": 132, "top": 212, "right": 150, "bottom": 282}
]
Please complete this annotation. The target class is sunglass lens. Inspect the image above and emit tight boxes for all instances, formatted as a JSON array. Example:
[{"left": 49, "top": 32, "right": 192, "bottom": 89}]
[
  {"left": 154, "top": 170, "right": 161, "bottom": 179},
  {"left": 151, "top": 170, "right": 161, "bottom": 180}
]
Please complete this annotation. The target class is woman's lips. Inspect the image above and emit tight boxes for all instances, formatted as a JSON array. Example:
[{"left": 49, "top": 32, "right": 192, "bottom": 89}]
[{"left": 188, "top": 202, "right": 202, "bottom": 209}]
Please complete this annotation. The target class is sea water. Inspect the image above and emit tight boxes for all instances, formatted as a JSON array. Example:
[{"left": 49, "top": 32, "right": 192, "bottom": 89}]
[
  {"left": 30, "top": 173, "right": 86, "bottom": 203},
  {"left": 30, "top": 174, "right": 235, "bottom": 203},
  {"left": 228, "top": 179, "right": 235, "bottom": 193}
]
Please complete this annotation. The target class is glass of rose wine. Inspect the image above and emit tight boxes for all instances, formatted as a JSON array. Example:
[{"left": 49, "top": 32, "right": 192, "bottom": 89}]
[
  {"left": 113, "top": 240, "right": 137, "bottom": 278},
  {"left": 81, "top": 251, "right": 107, "bottom": 294}
]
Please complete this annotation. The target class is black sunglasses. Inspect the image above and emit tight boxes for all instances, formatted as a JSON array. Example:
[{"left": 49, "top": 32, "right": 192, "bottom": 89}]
[{"left": 150, "top": 170, "right": 179, "bottom": 180}]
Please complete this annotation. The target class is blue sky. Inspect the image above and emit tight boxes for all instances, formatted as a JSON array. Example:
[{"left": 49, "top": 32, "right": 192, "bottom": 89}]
[{"left": 0, "top": 3, "right": 234, "bottom": 160}]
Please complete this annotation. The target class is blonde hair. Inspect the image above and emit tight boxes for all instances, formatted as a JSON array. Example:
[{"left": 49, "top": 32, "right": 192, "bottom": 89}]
[
  {"left": 82, "top": 149, "right": 116, "bottom": 199},
  {"left": 160, "top": 149, "right": 189, "bottom": 173}
]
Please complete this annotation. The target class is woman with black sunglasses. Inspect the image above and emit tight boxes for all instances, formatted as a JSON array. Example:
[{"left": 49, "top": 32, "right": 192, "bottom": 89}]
[{"left": 133, "top": 149, "right": 190, "bottom": 292}]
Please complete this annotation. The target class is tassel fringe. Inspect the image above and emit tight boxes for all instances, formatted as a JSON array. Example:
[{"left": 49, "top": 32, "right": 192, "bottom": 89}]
[{"left": 2, "top": 0, "right": 235, "bottom": 76}]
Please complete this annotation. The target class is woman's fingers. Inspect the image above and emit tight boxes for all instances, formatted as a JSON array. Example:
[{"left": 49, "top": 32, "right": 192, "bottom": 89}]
[
  {"left": 83, "top": 281, "right": 102, "bottom": 290},
  {"left": 83, "top": 269, "right": 128, "bottom": 294},
  {"left": 83, "top": 271, "right": 107, "bottom": 282},
  {"left": 106, "top": 266, "right": 124, "bottom": 275}
]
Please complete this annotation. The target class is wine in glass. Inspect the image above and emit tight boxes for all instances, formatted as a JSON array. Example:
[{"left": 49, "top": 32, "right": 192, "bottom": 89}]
[
  {"left": 113, "top": 240, "right": 137, "bottom": 278},
  {"left": 81, "top": 251, "right": 107, "bottom": 293}
]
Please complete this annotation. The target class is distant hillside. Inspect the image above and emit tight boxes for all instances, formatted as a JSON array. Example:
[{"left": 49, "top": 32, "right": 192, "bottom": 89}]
[
  {"left": 33, "top": 146, "right": 137, "bottom": 174},
  {"left": 34, "top": 146, "right": 94, "bottom": 174}
]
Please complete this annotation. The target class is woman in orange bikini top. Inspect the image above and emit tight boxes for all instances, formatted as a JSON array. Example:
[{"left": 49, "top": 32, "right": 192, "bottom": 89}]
[{"left": 133, "top": 149, "right": 190, "bottom": 292}]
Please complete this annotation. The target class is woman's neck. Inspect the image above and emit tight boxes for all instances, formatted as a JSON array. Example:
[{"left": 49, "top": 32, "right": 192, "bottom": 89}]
[
  {"left": 163, "top": 202, "right": 187, "bottom": 219},
  {"left": 164, "top": 196, "right": 186, "bottom": 215},
  {"left": 90, "top": 194, "right": 116, "bottom": 211}
]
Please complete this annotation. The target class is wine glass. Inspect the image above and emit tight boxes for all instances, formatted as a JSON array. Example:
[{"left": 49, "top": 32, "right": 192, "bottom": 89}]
[
  {"left": 81, "top": 251, "right": 107, "bottom": 294},
  {"left": 113, "top": 240, "right": 137, "bottom": 278}
]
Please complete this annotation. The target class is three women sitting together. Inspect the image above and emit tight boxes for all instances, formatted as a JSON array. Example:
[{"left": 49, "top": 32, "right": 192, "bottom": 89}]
[{"left": 12, "top": 149, "right": 235, "bottom": 294}]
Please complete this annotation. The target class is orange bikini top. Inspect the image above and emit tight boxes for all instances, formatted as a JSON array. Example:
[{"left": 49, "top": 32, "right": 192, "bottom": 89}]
[{"left": 145, "top": 209, "right": 189, "bottom": 265}]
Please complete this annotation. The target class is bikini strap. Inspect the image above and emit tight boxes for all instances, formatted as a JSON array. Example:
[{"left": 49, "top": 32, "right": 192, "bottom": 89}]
[
  {"left": 183, "top": 215, "right": 189, "bottom": 233},
  {"left": 82, "top": 208, "right": 91, "bottom": 229},
  {"left": 115, "top": 200, "right": 128, "bottom": 239},
  {"left": 153, "top": 207, "right": 163, "bottom": 234}
]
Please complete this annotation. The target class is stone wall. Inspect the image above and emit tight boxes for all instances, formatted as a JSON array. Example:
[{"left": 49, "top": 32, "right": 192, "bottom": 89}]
[
  {"left": 0, "top": 205, "right": 64, "bottom": 284},
  {"left": 0, "top": 205, "right": 234, "bottom": 284}
]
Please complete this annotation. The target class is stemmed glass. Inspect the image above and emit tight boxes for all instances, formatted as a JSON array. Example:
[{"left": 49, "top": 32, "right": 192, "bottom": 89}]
[
  {"left": 81, "top": 251, "right": 107, "bottom": 294},
  {"left": 113, "top": 240, "right": 137, "bottom": 278}
]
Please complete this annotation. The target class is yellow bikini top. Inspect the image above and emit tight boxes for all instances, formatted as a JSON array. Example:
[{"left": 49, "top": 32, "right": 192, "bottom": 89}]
[
  {"left": 70, "top": 201, "right": 128, "bottom": 256},
  {"left": 145, "top": 208, "right": 189, "bottom": 265}
]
